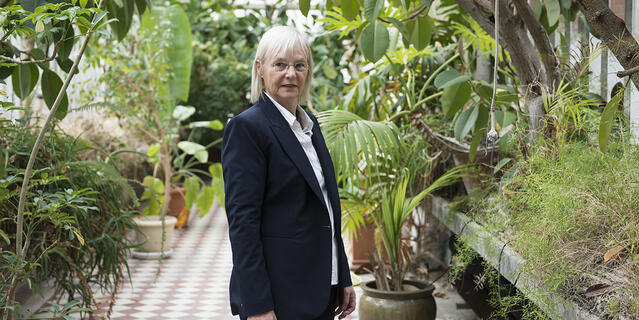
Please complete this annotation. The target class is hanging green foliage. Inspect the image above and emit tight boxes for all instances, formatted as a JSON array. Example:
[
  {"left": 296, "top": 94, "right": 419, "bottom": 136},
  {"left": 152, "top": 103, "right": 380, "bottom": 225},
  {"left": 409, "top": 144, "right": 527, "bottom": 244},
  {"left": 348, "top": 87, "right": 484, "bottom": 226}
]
[{"left": 141, "top": 4, "right": 192, "bottom": 102}]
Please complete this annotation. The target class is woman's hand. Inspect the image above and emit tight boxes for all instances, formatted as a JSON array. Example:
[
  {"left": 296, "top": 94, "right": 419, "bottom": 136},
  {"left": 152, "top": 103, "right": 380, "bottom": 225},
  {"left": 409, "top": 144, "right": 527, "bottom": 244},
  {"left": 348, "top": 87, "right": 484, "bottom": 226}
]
[
  {"left": 335, "top": 286, "right": 356, "bottom": 319},
  {"left": 248, "top": 310, "right": 277, "bottom": 320}
]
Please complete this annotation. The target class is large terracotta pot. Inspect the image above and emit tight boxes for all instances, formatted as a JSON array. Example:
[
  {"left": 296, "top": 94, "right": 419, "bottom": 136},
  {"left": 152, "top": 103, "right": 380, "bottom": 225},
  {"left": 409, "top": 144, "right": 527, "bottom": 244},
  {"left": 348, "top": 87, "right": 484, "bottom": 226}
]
[
  {"left": 359, "top": 280, "right": 436, "bottom": 320},
  {"left": 133, "top": 216, "right": 177, "bottom": 252},
  {"left": 350, "top": 221, "right": 376, "bottom": 269}
]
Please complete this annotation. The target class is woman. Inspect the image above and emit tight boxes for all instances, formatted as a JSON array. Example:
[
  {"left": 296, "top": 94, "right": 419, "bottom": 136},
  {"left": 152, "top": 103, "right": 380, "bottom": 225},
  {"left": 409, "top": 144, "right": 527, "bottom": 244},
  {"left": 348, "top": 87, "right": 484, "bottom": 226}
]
[{"left": 222, "top": 26, "right": 356, "bottom": 320}]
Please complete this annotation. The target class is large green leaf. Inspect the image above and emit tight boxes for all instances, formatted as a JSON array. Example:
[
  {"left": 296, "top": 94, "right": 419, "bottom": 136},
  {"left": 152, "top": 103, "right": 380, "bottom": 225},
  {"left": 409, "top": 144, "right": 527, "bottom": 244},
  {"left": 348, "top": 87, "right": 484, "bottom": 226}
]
[
  {"left": 41, "top": 69, "right": 69, "bottom": 120},
  {"left": 364, "top": 0, "right": 384, "bottom": 22},
  {"left": 106, "top": 0, "right": 134, "bottom": 41},
  {"left": 135, "top": 0, "right": 148, "bottom": 14},
  {"left": 300, "top": 0, "right": 310, "bottom": 16},
  {"left": 12, "top": 64, "right": 39, "bottom": 100},
  {"left": 0, "top": 42, "right": 14, "bottom": 80},
  {"left": 598, "top": 89, "right": 625, "bottom": 153},
  {"left": 141, "top": 5, "right": 192, "bottom": 101},
  {"left": 183, "top": 176, "right": 199, "bottom": 210},
  {"left": 405, "top": 16, "right": 433, "bottom": 50},
  {"left": 469, "top": 106, "right": 489, "bottom": 161},
  {"left": 441, "top": 81, "right": 471, "bottom": 117},
  {"left": 454, "top": 106, "right": 479, "bottom": 142},
  {"left": 20, "top": 0, "right": 48, "bottom": 12},
  {"left": 29, "top": 48, "right": 47, "bottom": 69},
  {"left": 434, "top": 69, "right": 471, "bottom": 89},
  {"left": 495, "top": 110, "right": 517, "bottom": 128},
  {"left": 177, "top": 141, "right": 207, "bottom": 163},
  {"left": 361, "top": 20, "right": 389, "bottom": 63},
  {"left": 545, "top": 0, "right": 560, "bottom": 28},
  {"left": 196, "top": 185, "right": 214, "bottom": 215},
  {"left": 172, "top": 105, "right": 195, "bottom": 121},
  {"left": 341, "top": 0, "right": 359, "bottom": 21},
  {"left": 57, "top": 26, "right": 75, "bottom": 61}
]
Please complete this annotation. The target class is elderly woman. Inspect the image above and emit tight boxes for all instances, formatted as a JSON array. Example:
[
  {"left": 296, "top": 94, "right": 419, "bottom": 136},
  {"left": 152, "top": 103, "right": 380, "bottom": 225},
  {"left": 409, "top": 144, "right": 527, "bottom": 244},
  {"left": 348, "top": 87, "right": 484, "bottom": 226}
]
[{"left": 221, "top": 26, "right": 356, "bottom": 320}]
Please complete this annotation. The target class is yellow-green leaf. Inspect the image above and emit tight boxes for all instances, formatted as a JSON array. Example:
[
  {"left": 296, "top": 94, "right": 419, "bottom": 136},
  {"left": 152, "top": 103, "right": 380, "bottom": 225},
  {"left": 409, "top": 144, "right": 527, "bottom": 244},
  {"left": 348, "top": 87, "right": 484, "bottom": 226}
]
[
  {"left": 599, "top": 88, "right": 625, "bottom": 153},
  {"left": 300, "top": 0, "right": 310, "bottom": 16},
  {"left": 35, "top": 20, "right": 44, "bottom": 32},
  {"left": 73, "top": 230, "right": 85, "bottom": 246}
]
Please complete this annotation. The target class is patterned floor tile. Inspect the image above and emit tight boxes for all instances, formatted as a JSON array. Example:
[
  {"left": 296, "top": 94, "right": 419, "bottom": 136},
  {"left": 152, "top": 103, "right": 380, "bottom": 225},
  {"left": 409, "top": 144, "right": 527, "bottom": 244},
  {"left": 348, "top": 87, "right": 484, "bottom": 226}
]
[{"left": 36, "top": 202, "right": 478, "bottom": 320}]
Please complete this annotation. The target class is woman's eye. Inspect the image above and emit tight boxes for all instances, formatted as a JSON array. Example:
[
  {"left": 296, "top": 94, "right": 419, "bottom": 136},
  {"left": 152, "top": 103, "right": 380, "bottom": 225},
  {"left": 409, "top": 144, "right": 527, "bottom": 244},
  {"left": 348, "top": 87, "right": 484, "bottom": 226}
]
[{"left": 274, "top": 62, "right": 286, "bottom": 69}]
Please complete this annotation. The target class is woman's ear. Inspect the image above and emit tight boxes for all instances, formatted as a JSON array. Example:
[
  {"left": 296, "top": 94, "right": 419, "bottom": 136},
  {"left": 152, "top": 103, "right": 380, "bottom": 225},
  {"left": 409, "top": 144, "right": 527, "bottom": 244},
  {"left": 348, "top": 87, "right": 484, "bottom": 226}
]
[{"left": 255, "top": 59, "right": 262, "bottom": 77}]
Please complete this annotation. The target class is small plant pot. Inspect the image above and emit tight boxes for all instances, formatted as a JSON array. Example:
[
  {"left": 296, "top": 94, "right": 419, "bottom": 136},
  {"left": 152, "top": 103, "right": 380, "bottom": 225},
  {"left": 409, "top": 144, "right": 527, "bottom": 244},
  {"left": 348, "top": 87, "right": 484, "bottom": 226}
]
[
  {"left": 167, "top": 188, "right": 186, "bottom": 218},
  {"left": 359, "top": 280, "right": 436, "bottom": 320},
  {"left": 133, "top": 216, "right": 177, "bottom": 255}
]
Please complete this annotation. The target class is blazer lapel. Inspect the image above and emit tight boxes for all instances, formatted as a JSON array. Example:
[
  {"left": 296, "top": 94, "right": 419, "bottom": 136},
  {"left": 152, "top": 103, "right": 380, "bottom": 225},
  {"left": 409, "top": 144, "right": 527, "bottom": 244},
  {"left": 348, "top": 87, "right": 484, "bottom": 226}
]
[{"left": 258, "top": 97, "right": 327, "bottom": 211}]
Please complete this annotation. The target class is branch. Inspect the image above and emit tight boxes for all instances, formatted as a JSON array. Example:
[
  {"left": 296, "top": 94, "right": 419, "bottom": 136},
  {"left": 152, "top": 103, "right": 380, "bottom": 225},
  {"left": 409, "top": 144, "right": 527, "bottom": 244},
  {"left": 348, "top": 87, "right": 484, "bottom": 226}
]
[
  {"left": 11, "top": 0, "right": 106, "bottom": 318},
  {"left": 1, "top": 41, "right": 60, "bottom": 65},
  {"left": 512, "top": 0, "right": 561, "bottom": 91},
  {"left": 378, "top": 4, "right": 428, "bottom": 24},
  {"left": 403, "top": 4, "right": 427, "bottom": 22},
  {"left": 575, "top": 0, "right": 639, "bottom": 90},
  {"left": 453, "top": 0, "right": 495, "bottom": 36},
  {"left": 0, "top": 45, "right": 59, "bottom": 65},
  {"left": 617, "top": 65, "right": 639, "bottom": 78},
  {"left": 408, "top": 109, "right": 498, "bottom": 155}
]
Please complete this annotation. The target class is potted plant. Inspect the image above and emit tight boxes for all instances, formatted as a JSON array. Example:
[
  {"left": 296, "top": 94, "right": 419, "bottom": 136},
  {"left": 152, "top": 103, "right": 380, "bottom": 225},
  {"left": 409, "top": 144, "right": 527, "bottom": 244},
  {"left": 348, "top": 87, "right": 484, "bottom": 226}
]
[
  {"left": 358, "top": 168, "right": 462, "bottom": 320},
  {"left": 91, "top": 4, "right": 226, "bottom": 257},
  {"left": 133, "top": 105, "right": 225, "bottom": 257}
]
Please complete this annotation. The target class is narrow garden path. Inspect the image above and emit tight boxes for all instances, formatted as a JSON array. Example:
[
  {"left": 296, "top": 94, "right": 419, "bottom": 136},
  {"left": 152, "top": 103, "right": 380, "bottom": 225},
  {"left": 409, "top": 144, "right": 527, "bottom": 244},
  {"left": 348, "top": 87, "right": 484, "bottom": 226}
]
[
  {"left": 43, "top": 203, "right": 476, "bottom": 319},
  {"left": 90, "top": 204, "right": 362, "bottom": 319}
]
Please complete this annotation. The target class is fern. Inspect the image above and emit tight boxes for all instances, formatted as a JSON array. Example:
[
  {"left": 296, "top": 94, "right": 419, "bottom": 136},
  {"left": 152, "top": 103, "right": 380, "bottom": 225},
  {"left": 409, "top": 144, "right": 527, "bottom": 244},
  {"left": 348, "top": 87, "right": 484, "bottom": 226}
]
[
  {"left": 452, "top": 16, "right": 509, "bottom": 62},
  {"left": 71, "top": 102, "right": 132, "bottom": 116},
  {"left": 317, "top": 8, "right": 364, "bottom": 39}
]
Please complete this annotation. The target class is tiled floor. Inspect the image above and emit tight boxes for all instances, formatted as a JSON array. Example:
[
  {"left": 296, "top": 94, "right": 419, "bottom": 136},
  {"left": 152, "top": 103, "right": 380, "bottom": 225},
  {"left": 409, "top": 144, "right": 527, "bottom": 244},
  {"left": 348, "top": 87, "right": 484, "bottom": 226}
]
[{"left": 38, "top": 203, "right": 478, "bottom": 319}]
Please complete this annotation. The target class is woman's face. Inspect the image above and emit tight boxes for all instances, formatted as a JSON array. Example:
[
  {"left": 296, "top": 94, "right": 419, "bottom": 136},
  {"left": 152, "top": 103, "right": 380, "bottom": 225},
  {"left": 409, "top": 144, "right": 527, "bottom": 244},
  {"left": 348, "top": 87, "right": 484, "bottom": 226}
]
[{"left": 257, "top": 48, "right": 308, "bottom": 110}]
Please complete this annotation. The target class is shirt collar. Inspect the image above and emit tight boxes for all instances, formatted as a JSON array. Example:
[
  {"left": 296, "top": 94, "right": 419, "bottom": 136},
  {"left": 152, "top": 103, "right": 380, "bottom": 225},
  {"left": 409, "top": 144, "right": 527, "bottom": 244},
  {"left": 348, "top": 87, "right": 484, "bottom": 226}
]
[{"left": 264, "top": 92, "right": 313, "bottom": 133}]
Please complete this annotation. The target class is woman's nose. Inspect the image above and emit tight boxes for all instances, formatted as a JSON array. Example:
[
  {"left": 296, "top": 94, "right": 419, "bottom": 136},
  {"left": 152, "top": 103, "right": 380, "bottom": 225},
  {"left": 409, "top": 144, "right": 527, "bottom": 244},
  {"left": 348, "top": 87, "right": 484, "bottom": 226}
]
[{"left": 284, "top": 66, "right": 297, "bottom": 77}]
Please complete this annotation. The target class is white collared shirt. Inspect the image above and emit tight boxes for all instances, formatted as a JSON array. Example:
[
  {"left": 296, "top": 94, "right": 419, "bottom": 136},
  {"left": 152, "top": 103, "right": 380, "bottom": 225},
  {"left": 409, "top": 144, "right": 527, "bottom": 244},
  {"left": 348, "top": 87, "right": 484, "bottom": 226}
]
[{"left": 265, "top": 92, "right": 339, "bottom": 285}]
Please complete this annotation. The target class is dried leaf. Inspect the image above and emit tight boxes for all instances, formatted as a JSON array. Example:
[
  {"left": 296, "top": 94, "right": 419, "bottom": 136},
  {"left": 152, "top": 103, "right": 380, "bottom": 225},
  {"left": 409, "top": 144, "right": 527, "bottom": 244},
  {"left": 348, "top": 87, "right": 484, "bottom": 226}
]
[
  {"left": 433, "top": 292, "right": 446, "bottom": 298},
  {"left": 585, "top": 283, "right": 612, "bottom": 298},
  {"left": 603, "top": 245, "right": 625, "bottom": 262}
]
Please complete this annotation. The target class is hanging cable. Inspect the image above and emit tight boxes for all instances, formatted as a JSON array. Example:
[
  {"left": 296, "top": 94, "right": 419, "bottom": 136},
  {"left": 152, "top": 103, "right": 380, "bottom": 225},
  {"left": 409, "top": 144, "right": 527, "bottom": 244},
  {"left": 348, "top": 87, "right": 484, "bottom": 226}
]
[{"left": 487, "top": 0, "right": 500, "bottom": 171}]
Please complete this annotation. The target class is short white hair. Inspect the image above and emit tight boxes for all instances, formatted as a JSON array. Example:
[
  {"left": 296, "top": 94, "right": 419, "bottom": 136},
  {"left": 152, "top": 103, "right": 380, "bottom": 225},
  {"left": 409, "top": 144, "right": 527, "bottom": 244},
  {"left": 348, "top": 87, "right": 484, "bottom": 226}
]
[{"left": 250, "top": 26, "right": 313, "bottom": 104}]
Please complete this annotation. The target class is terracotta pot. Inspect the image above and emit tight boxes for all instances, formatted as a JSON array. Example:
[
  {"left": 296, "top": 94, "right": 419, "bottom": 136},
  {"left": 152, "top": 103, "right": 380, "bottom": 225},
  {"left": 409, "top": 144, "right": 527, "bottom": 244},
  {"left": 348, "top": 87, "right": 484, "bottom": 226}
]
[
  {"left": 359, "top": 280, "right": 436, "bottom": 320},
  {"left": 350, "top": 221, "right": 376, "bottom": 270},
  {"left": 133, "top": 216, "right": 177, "bottom": 252},
  {"left": 167, "top": 188, "right": 186, "bottom": 217}
]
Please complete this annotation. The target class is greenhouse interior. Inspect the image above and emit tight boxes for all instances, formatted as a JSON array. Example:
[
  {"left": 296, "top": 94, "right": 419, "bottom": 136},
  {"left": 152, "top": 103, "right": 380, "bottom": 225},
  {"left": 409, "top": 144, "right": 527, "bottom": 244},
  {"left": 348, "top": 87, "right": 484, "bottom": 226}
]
[{"left": 1, "top": 0, "right": 639, "bottom": 319}]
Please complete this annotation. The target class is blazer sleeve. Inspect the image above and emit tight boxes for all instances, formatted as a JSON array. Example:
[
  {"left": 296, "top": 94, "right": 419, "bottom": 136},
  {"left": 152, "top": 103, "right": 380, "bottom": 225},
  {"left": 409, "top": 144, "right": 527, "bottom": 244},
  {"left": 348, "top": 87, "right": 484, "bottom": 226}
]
[{"left": 221, "top": 116, "right": 274, "bottom": 316}]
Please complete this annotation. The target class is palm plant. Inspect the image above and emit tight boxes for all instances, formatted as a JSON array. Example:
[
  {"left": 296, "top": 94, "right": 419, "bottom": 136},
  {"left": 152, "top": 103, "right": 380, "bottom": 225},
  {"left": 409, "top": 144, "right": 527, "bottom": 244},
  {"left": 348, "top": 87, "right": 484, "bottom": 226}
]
[
  {"left": 371, "top": 168, "right": 463, "bottom": 291},
  {"left": 319, "top": 108, "right": 464, "bottom": 292}
]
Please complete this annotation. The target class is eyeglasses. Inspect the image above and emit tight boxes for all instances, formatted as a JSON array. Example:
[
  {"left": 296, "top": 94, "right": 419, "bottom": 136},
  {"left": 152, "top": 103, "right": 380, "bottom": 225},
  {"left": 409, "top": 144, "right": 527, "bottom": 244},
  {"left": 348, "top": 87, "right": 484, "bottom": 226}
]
[{"left": 271, "top": 61, "right": 308, "bottom": 73}]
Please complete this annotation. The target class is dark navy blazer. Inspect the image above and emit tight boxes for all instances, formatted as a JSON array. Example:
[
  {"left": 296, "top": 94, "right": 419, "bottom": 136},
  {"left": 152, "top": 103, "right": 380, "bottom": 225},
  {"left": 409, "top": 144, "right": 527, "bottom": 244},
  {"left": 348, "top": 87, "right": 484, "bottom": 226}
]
[{"left": 221, "top": 96, "right": 352, "bottom": 320}]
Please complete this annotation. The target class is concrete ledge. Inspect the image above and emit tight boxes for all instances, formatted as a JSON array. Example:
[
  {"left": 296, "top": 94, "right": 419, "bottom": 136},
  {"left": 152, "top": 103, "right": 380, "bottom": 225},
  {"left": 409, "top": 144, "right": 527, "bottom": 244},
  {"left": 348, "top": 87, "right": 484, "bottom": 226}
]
[{"left": 431, "top": 196, "right": 599, "bottom": 320}]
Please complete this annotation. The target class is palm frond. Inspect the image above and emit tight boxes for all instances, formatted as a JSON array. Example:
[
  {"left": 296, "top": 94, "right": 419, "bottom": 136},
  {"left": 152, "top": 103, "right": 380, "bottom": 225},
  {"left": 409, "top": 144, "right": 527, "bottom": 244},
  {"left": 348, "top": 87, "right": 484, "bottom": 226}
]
[{"left": 318, "top": 109, "right": 403, "bottom": 182}]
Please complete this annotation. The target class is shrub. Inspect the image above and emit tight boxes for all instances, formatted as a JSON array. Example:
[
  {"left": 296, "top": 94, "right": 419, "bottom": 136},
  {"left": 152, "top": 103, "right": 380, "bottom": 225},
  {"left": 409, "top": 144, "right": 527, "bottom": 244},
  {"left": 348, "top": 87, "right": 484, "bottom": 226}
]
[{"left": 0, "top": 122, "right": 137, "bottom": 316}]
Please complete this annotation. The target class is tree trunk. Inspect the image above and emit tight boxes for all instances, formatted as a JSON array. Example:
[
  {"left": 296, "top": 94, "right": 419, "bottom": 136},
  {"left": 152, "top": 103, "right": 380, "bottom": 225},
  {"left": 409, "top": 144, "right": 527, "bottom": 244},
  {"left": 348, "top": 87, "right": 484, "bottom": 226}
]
[
  {"left": 453, "top": 0, "right": 547, "bottom": 134},
  {"left": 575, "top": 0, "right": 639, "bottom": 91}
]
